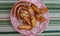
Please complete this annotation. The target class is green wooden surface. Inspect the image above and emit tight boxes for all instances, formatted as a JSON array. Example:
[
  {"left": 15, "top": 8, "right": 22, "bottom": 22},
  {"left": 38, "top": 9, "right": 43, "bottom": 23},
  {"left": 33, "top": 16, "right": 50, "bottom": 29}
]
[{"left": 0, "top": 0, "right": 60, "bottom": 36}]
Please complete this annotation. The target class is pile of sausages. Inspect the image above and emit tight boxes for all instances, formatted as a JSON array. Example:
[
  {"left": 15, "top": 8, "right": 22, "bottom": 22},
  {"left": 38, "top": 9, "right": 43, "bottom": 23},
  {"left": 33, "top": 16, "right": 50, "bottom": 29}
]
[{"left": 11, "top": 2, "right": 48, "bottom": 30}]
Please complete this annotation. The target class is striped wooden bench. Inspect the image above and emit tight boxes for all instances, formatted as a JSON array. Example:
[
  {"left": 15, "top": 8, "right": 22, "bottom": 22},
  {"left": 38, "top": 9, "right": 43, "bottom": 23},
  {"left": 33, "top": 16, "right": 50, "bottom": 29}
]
[{"left": 0, "top": 0, "right": 60, "bottom": 36}]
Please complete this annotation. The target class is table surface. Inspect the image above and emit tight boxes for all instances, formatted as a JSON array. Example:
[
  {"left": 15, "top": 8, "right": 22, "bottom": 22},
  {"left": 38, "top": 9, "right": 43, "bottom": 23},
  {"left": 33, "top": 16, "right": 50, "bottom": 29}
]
[{"left": 0, "top": 0, "right": 60, "bottom": 36}]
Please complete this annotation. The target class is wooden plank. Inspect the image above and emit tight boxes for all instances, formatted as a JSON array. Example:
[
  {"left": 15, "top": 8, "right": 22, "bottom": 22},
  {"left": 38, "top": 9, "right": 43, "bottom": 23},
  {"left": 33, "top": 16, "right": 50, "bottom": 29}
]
[
  {"left": 0, "top": 9, "right": 60, "bottom": 13},
  {"left": 0, "top": 0, "right": 59, "bottom": 3},
  {"left": 0, "top": 11, "right": 60, "bottom": 20},
  {"left": 0, "top": 20, "right": 60, "bottom": 26},
  {"left": 0, "top": 3, "right": 60, "bottom": 10},
  {"left": 0, "top": 34, "right": 60, "bottom": 36},
  {"left": 0, "top": 26, "right": 60, "bottom": 32}
]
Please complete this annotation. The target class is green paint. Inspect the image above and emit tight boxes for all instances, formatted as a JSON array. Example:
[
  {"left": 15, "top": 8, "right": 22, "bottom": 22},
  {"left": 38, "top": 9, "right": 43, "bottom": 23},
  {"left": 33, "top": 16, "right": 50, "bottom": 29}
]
[
  {"left": 0, "top": 3, "right": 60, "bottom": 10},
  {"left": 0, "top": 20, "right": 60, "bottom": 26},
  {"left": 0, "top": 30, "right": 60, "bottom": 34}
]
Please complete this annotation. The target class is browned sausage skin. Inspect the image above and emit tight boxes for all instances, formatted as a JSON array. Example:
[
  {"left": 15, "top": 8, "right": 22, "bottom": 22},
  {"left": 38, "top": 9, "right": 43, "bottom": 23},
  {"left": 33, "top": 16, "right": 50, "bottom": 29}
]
[{"left": 11, "top": 1, "right": 48, "bottom": 30}]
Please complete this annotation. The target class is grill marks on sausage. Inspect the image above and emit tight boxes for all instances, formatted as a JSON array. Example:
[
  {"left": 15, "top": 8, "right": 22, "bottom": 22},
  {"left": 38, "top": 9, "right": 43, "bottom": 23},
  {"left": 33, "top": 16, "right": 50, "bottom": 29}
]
[
  {"left": 11, "top": 2, "right": 48, "bottom": 30},
  {"left": 17, "top": 24, "right": 32, "bottom": 30},
  {"left": 31, "top": 4, "right": 41, "bottom": 14},
  {"left": 35, "top": 15, "right": 46, "bottom": 22},
  {"left": 31, "top": 4, "right": 48, "bottom": 14},
  {"left": 12, "top": 1, "right": 30, "bottom": 16},
  {"left": 41, "top": 7, "right": 48, "bottom": 14}
]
